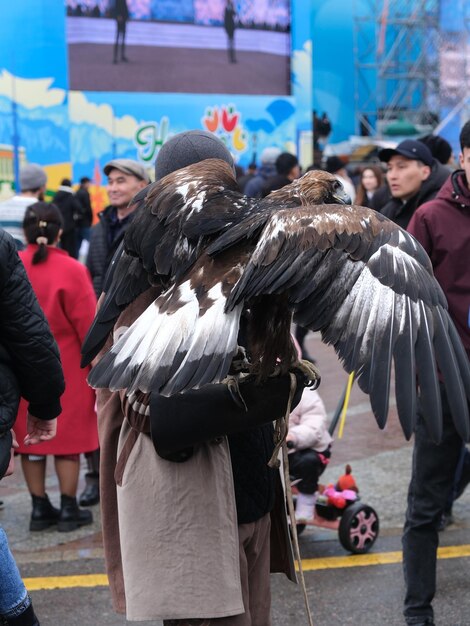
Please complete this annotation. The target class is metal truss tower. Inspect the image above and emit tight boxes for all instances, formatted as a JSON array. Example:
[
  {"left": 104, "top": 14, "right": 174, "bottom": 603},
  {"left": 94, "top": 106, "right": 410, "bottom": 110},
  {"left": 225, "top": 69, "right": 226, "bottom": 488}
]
[{"left": 353, "top": 0, "right": 440, "bottom": 136}]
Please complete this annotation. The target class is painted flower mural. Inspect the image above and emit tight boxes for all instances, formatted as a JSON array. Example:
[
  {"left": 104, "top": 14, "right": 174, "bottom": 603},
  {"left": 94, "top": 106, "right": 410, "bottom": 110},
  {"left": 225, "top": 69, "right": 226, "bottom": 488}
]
[{"left": 202, "top": 104, "right": 247, "bottom": 155}]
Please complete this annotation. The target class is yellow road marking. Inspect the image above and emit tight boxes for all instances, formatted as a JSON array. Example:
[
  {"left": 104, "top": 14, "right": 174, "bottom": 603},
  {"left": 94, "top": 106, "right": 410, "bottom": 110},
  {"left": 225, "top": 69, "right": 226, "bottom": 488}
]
[
  {"left": 301, "top": 544, "right": 470, "bottom": 571},
  {"left": 24, "top": 574, "right": 108, "bottom": 591},
  {"left": 24, "top": 546, "right": 470, "bottom": 590},
  {"left": 300, "top": 551, "right": 403, "bottom": 571}
]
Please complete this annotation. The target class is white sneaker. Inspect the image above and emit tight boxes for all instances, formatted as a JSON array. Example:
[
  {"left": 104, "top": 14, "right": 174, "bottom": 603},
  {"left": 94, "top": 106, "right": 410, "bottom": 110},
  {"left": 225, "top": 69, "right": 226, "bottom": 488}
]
[{"left": 295, "top": 493, "right": 315, "bottom": 521}]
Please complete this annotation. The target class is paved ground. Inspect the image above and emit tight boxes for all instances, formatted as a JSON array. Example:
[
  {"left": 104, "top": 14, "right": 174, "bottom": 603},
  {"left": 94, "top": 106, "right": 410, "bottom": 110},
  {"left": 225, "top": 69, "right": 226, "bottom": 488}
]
[{"left": 2, "top": 331, "right": 470, "bottom": 625}]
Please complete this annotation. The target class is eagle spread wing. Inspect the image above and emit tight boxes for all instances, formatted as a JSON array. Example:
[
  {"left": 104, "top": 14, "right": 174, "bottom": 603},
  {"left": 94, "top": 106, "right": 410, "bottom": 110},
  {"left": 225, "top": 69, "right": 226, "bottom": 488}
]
[
  {"left": 87, "top": 168, "right": 470, "bottom": 443},
  {"left": 81, "top": 159, "right": 259, "bottom": 365}
]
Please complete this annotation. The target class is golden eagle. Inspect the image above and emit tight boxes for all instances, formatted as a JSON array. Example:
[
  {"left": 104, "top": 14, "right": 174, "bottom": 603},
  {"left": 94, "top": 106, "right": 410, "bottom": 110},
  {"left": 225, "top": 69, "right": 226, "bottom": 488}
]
[
  {"left": 82, "top": 160, "right": 347, "bottom": 363},
  {"left": 85, "top": 159, "right": 470, "bottom": 443}
]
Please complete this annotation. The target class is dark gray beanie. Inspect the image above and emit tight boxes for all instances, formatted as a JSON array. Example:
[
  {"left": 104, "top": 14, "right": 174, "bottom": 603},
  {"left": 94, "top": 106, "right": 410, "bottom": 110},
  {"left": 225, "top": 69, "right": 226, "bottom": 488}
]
[{"left": 154, "top": 130, "right": 234, "bottom": 180}]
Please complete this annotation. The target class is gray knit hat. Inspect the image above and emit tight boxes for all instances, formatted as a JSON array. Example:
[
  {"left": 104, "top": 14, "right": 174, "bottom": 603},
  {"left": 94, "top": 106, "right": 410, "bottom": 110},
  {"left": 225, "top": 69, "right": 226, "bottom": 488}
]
[
  {"left": 19, "top": 163, "right": 47, "bottom": 192},
  {"left": 155, "top": 130, "right": 234, "bottom": 181}
]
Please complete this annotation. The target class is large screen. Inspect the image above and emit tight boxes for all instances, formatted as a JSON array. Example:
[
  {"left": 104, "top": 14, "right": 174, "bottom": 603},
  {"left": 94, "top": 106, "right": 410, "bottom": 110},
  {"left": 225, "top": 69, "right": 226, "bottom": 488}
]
[{"left": 66, "top": 0, "right": 291, "bottom": 95}]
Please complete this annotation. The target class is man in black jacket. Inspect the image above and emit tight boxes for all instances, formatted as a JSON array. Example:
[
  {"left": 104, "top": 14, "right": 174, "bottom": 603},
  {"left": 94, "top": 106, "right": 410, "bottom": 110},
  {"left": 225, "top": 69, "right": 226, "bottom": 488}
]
[
  {"left": 378, "top": 139, "right": 449, "bottom": 228},
  {"left": 74, "top": 176, "right": 94, "bottom": 257},
  {"left": 0, "top": 228, "right": 64, "bottom": 626},
  {"left": 53, "top": 178, "right": 83, "bottom": 258},
  {"left": 262, "top": 152, "right": 300, "bottom": 197},
  {"left": 112, "top": 0, "right": 130, "bottom": 64},
  {"left": 223, "top": 0, "right": 237, "bottom": 63},
  {"left": 82, "top": 159, "right": 149, "bottom": 506}
]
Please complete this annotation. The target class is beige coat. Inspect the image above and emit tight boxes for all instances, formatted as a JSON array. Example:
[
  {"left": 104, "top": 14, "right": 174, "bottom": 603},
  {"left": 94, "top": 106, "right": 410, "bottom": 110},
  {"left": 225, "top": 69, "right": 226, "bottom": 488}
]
[{"left": 96, "top": 288, "right": 296, "bottom": 621}]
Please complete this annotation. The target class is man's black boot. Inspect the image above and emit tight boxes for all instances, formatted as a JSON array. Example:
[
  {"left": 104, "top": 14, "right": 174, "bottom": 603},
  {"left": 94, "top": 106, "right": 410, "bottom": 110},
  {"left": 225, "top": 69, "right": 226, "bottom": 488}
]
[
  {"left": 78, "top": 471, "right": 100, "bottom": 506},
  {"left": 4, "top": 602, "right": 40, "bottom": 625},
  {"left": 57, "top": 495, "right": 93, "bottom": 532},
  {"left": 30, "top": 494, "right": 60, "bottom": 531}
]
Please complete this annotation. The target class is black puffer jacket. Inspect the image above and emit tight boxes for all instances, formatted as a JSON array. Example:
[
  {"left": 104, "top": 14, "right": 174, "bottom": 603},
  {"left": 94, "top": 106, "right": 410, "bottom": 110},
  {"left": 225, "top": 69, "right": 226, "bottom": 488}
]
[
  {"left": 0, "top": 229, "right": 65, "bottom": 475},
  {"left": 87, "top": 205, "right": 135, "bottom": 297},
  {"left": 0, "top": 353, "right": 19, "bottom": 478},
  {"left": 53, "top": 187, "right": 82, "bottom": 234},
  {"left": 75, "top": 187, "right": 93, "bottom": 228}
]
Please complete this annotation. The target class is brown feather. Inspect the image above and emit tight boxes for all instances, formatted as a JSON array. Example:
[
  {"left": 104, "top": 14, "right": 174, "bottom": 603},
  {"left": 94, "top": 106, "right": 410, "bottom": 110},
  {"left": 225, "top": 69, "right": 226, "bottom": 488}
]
[{"left": 247, "top": 294, "right": 297, "bottom": 381}]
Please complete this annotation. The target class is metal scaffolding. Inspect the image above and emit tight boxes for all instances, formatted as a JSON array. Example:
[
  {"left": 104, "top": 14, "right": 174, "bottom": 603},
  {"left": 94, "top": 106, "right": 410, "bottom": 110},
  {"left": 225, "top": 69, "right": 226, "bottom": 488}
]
[{"left": 353, "top": 0, "right": 441, "bottom": 136}]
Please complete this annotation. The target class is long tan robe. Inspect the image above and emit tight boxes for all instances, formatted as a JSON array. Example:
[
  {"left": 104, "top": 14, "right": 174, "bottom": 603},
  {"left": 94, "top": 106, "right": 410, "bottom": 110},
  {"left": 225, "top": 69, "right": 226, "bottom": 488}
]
[{"left": 96, "top": 288, "right": 296, "bottom": 621}]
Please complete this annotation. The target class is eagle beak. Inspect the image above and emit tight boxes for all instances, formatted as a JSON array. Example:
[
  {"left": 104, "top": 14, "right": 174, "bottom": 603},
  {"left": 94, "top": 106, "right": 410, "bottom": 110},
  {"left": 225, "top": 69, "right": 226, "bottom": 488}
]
[{"left": 332, "top": 186, "right": 351, "bottom": 205}]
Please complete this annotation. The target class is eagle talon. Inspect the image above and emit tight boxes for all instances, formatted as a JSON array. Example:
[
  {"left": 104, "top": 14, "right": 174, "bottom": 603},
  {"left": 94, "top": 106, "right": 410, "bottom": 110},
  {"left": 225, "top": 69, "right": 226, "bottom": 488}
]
[
  {"left": 291, "top": 359, "right": 321, "bottom": 390},
  {"left": 225, "top": 376, "right": 248, "bottom": 411}
]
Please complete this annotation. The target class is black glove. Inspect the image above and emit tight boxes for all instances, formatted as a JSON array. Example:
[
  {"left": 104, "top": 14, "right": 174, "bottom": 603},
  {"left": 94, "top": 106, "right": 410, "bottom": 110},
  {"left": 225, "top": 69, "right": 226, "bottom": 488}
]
[{"left": 150, "top": 370, "right": 307, "bottom": 461}]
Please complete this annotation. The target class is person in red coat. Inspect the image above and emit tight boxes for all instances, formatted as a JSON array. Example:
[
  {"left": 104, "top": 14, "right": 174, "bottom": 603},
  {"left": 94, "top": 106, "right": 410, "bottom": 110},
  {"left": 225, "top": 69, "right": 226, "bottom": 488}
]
[{"left": 15, "top": 202, "right": 99, "bottom": 532}]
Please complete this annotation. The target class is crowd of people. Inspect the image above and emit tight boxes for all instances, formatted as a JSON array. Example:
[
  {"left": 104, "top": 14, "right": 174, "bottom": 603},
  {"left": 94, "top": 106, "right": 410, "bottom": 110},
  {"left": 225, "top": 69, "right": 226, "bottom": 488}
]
[{"left": 0, "top": 122, "right": 468, "bottom": 626}]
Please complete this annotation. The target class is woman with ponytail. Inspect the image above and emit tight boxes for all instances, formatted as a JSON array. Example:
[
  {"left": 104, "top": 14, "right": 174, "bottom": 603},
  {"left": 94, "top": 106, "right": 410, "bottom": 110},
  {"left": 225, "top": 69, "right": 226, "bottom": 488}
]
[{"left": 15, "top": 202, "right": 99, "bottom": 532}]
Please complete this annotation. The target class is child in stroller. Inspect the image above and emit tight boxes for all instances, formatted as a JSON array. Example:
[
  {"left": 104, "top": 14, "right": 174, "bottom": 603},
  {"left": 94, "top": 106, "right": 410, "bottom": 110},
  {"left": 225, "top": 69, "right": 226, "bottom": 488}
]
[{"left": 287, "top": 386, "right": 332, "bottom": 522}]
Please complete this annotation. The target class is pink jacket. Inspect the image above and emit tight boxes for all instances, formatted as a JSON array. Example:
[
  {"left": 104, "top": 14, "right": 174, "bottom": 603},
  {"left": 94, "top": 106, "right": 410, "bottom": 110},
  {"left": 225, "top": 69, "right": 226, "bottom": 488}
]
[{"left": 288, "top": 388, "right": 332, "bottom": 452}]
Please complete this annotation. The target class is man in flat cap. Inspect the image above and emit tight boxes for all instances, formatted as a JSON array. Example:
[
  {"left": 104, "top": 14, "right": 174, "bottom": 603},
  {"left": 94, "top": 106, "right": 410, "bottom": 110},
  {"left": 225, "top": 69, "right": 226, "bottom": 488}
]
[
  {"left": 378, "top": 139, "right": 449, "bottom": 228},
  {"left": 82, "top": 158, "right": 149, "bottom": 508},
  {"left": 87, "top": 159, "right": 150, "bottom": 299},
  {"left": 0, "top": 163, "right": 47, "bottom": 250}
]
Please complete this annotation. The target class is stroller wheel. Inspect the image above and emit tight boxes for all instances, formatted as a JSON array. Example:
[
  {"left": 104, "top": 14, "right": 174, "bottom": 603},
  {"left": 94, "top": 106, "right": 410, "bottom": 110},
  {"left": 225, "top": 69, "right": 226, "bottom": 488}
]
[{"left": 338, "top": 502, "right": 379, "bottom": 554}]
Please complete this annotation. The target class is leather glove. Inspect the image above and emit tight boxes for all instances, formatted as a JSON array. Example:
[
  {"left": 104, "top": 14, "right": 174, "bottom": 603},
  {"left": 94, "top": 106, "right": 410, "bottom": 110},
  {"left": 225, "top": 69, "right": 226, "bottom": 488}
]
[{"left": 150, "top": 370, "right": 308, "bottom": 460}]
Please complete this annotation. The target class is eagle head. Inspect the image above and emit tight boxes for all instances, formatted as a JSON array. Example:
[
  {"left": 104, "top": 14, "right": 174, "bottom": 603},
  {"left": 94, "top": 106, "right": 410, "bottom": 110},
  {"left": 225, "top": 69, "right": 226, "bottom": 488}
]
[
  {"left": 268, "top": 169, "right": 351, "bottom": 206},
  {"left": 295, "top": 170, "right": 351, "bottom": 205}
]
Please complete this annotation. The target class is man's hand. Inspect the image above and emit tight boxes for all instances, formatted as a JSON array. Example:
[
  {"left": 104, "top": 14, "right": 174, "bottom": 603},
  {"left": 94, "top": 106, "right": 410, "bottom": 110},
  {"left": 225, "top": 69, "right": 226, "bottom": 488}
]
[
  {"left": 4, "top": 430, "right": 19, "bottom": 477},
  {"left": 24, "top": 413, "right": 57, "bottom": 446}
]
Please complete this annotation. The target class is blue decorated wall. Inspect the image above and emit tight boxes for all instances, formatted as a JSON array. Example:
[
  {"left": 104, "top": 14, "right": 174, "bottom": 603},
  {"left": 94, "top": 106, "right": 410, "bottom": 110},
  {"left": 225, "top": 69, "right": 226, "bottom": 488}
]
[
  {"left": 310, "top": 0, "right": 355, "bottom": 144},
  {"left": 0, "top": 0, "right": 313, "bottom": 198}
]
